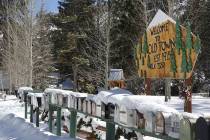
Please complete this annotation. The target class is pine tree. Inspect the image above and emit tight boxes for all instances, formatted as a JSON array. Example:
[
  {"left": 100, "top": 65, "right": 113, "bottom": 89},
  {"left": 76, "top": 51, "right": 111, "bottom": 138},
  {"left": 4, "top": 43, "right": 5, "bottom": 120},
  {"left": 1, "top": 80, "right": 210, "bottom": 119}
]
[
  {"left": 170, "top": 48, "right": 177, "bottom": 77},
  {"left": 110, "top": 0, "right": 146, "bottom": 78},
  {"left": 175, "top": 18, "right": 182, "bottom": 55},
  {"left": 52, "top": 0, "right": 94, "bottom": 91}
]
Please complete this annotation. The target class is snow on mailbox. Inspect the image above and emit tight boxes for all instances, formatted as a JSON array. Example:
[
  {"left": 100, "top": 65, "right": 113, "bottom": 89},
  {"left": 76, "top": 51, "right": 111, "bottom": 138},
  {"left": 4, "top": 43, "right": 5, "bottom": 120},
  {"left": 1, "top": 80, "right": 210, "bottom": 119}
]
[
  {"left": 33, "top": 93, "right": 44, "bottom": 108},
  {"left": 95, "top": 88, "right": 132, "bottom": 120},
  {"left": 27, "top": 92, "right": 44, "bottom": 108},
  {"left": 135, "top": 10, "right": 201, "bottom": 79},
  {"left": 18, "top": 87, "right": 33, "bottom": 102}
]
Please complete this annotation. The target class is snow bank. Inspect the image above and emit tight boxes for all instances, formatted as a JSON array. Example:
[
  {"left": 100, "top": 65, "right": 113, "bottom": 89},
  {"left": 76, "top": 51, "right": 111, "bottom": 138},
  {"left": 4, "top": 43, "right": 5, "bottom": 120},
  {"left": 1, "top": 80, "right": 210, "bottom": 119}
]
[{"left": 0, "top": 114, "right": 77, "bottom": 140}]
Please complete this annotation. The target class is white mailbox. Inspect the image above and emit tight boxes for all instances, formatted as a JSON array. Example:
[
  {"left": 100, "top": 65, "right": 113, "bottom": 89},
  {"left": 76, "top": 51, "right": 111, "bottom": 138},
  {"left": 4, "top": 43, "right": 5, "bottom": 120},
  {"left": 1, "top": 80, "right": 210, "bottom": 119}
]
[{"left": 119, "top": 106, "right": 137, "bottom": 127}]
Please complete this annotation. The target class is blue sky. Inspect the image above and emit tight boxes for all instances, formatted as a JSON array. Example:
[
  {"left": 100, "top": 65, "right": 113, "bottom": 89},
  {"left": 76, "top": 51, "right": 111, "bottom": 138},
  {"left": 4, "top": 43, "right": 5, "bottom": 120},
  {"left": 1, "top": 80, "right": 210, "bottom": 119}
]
[{"left": 35, "top": 0, "right": 59, "bottom": 13}]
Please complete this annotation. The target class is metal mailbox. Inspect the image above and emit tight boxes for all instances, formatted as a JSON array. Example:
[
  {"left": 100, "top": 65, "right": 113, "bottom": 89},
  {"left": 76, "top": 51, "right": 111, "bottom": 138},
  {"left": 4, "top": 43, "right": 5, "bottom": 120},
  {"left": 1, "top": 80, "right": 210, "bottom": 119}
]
[
  {"left": 136, "top": 111, "right": 145, "bottom": 129},
  {"left": 119, "top": 106, "right": 137, "bottom": 128},
  {"left": 101, "top": 102, "right": 115, "bottom": 120},
  {"left": 195, "top": 117, "right": 210, "bottom": 140},
  {"left": 155, "top": 112, "right": 172, "bottom": 135},
  {"left": 180, "top": 118, "right": 196, "bottom": 140}
]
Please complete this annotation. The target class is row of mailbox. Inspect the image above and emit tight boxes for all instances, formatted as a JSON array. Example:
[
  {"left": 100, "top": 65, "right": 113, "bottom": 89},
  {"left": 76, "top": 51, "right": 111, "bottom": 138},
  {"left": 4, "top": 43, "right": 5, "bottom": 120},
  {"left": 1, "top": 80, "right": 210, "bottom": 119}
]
[
  {"left": 23, "top": 88, "right": 182, "bottom": 139},
  {"left": 21, "top": 88, "right": 210, "bottom": 140}
]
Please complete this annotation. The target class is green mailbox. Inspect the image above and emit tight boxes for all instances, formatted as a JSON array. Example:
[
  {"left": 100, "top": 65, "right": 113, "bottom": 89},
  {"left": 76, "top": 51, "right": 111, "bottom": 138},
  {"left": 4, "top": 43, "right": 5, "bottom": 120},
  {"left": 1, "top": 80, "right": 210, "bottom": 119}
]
[{"left": 180, "top": 118, "right": 195, "bottom": 140}]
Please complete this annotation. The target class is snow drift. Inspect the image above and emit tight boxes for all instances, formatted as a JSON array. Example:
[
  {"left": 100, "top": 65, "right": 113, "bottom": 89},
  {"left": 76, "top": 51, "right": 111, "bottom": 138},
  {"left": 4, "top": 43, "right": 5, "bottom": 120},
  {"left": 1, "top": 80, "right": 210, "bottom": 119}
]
[{"left": 0, "top": 114, "right": 76, "bottom": 140}]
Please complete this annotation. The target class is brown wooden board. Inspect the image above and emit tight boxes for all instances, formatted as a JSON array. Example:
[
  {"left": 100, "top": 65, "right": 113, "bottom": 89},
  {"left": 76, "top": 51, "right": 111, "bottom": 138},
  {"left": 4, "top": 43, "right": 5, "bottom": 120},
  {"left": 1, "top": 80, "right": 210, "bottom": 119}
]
[{"left": 135, "top": 20, "right": 199, "bottom": 79}]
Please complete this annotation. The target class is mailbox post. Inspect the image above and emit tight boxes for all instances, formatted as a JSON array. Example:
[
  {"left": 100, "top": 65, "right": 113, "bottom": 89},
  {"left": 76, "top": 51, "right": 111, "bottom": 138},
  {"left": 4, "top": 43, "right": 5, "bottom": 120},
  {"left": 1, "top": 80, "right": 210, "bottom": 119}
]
[
  {"left": 24, "top": 92, "right": 28, "bottom": 119},
  {"left": 56, "top": 107, "right": 61, "bottom": 136},
  {"left": 70, "top": 110, "right": 77, "bottom": 138},
  {"left": 30, "top": 104, "right": 33, "bottom": 123},
  {"left": 36, "top": 107, "right": 39, "bottom": 127},
  {"left": 106, "top": 120, "right": 115, "bottom": 140}
]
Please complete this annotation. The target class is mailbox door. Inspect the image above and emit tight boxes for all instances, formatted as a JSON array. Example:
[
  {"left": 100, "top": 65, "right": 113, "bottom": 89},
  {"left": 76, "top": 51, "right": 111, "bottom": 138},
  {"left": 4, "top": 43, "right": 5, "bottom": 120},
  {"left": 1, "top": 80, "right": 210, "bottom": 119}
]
[
  {"left": 196, "top": 117, "right": 208, "bottom": 140},
  {"left": 87, "top": 101, "right": 91, "bottom": 114},
  {"left": 91, "top": 102, "right": 96, "bottom": 116},
  {"left": 180, "top": 119, "right": 192, "bottom": 140},
  {"left": 96, "top": 104, "right": 101, "bottom": 117},
  {"left": 37, "top": 97, "right": 42, "bottom": 107},
  {"left": 119, "top": 106, "right": 127, "bottom": 125},
  {"left": 82, "top": 100, "right": 86, "bottom": 113},
  {"left": 136, "top": 111, "right": 145, "bottom": 129},
  {"left": 155, "top": 112, "right": 165, "bottom": 134},
  {"left": 63, "top": 96, "right": 68, "bottom": 108}
]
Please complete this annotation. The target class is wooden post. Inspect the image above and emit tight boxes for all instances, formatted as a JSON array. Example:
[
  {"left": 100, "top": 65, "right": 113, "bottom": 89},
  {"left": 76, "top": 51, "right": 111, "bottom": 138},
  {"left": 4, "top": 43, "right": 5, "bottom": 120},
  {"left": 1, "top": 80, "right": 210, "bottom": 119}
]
[
  {"left": 36, "top": 107, "right": 39, "bottom": 127},
  {"left": 49, "top": 104, "right": 53, "bottom": 132},
  {"left": 145, "top": 78, "right": 151, "bottom": 95},
  {"left": 56, "top": 107, "right": 61, "bottom": 136},
  {"left": 70, "top": 110, "right": 77, "bottom": 138},
  {"left": 106, "top": 120, "right": 115, "bottom": 140},
  {"left": 184, "top": 76, "right": 192, "bottom": 113},
  {"left": 25, "top": 102, "right": 27, "bottom": 119},
  {"left": 30, "top": 104, "right": 33, "bottom": 123}
]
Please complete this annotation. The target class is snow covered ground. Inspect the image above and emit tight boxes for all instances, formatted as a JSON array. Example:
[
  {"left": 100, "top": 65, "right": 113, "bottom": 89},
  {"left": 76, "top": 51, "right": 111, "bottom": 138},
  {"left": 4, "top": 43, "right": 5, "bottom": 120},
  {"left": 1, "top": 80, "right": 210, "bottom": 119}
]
[
  {"left": 0, "top": 95, "right": 210, "bottom": 140},
  {"left": 0, "top": 96, "right": 77, "bottom": 140}
]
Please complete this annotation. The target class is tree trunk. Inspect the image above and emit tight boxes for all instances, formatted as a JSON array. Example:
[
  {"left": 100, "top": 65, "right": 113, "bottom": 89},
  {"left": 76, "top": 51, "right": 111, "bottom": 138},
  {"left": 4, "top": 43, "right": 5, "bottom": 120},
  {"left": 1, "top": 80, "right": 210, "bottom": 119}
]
[{"left": 73, "top": 66, "right": 78, "bottom": 91}]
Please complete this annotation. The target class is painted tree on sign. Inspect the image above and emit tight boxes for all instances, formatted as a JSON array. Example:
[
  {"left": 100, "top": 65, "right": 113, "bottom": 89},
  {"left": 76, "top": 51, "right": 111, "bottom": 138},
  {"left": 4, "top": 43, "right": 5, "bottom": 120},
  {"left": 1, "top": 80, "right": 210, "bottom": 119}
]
[
  {"left": 194, "top": 36, "right": 201, "bottom": 54},
  {"left": 187, "top": 55, "right": 193, "bottom": 72},
  {"left": 142, "top": 32, "right": 148, "bottom": 55},
  {"left": 170, "top": 48, "right": 177, "bottom": 77},
  {"left": 147, "top": 55, "right": 151, "bottom": 69},
  {"left": 175, "top": 18, "right": 182, "bottom": 55},
  {"left": 181, "top": 48, "right": 188, "bottom": 78},
  {"left": 186, "top": 22, "right": 193, "bottom": 54}
]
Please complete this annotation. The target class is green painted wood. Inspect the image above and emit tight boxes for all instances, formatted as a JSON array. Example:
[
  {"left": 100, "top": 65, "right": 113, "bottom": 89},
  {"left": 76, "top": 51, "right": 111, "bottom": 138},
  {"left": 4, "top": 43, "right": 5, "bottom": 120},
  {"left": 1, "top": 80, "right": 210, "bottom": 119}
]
[
  {"left": 36, "top": 107, "right": 39, "bottom": 127},
  {"left": 25, "top": 102, "right": 27, "bottom": 119},
  {"left": 70, "top": 110, "right": 77, "bottom": 138},
  {"left": 49, "top": 104, "right": 53, "bottom": 133},
  {"left": 106, "top": 120, "right": 115, "bottom": 140},
  {"left": 56, "top": 107, "right": 61, "bottom": 136},
  {"left": 30, "top": 105, "right": 33, "bottom": 123}
]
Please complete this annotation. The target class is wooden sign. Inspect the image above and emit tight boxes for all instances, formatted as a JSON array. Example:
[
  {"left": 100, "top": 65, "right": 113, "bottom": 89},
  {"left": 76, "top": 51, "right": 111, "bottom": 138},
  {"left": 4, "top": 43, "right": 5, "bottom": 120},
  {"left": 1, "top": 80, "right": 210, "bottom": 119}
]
[{"left": 135, "top": 19, "right": 201, "bottom": 79}]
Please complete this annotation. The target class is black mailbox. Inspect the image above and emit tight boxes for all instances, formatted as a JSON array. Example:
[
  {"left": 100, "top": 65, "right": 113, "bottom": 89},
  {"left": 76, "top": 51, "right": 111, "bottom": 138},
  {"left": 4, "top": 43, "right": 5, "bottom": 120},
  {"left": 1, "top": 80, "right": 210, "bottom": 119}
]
[
  {"left": 24, "top": 91, "right": 28, "bottom": 102},
  {"left": 27, "top": 95, "right": 32, "bottom": 105},
  {"left": 37, "top": 97, "right": 42, "bottom": 107},
  {"left": 101, "top": 102, "right": 115, "bottom": 120},
  {"left": 195, "top": 117, "right": 210, "bottom": 140}
]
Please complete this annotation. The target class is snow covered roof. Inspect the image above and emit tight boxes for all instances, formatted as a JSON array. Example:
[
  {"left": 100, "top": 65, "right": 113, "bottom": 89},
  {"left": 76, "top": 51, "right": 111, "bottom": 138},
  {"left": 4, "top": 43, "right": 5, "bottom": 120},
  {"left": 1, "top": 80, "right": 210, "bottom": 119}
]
[
  {"left": 108, "top": 69, "right": 125, "bottom": 81},
  {"left": 147, "top": 9, "right": 175, "bottom": 29}
]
